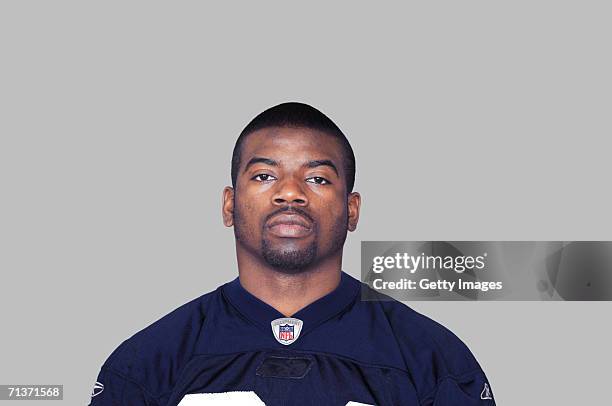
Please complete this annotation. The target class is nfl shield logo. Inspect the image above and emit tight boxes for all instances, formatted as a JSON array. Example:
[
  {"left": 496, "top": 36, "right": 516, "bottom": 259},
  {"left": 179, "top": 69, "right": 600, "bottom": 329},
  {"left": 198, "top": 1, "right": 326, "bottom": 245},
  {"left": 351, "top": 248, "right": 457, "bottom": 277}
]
[
  {"left": 271, "top": 317, "right": 303, "bottom": 345},
  {"left": 278, "top": 324, "right": 294, "bottom": 341}
]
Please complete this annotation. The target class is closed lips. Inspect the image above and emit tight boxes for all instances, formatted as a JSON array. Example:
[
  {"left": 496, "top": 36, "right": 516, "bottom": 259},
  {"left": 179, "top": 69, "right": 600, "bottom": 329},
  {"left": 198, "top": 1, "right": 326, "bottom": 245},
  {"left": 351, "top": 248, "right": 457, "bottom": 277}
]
[{"left": 267, "top": 214, "right": 311, "bottom": 229}]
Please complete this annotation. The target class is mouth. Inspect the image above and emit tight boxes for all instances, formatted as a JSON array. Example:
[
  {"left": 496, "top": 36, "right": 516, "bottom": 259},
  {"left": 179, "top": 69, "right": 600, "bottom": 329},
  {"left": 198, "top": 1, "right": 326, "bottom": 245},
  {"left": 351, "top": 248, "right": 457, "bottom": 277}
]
[{"left": 266, "top": 214, "right": 313, "bottom": 238}]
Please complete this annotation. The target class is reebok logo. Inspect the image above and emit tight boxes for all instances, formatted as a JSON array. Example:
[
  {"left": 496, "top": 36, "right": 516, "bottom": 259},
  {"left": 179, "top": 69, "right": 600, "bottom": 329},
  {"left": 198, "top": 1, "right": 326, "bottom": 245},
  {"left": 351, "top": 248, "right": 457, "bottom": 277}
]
[
  {"left": 480, "top": 382, "right": 493, "bottom": 400},
  {"left": 91, "top": 381, "right": 104, "bottom": 398}
]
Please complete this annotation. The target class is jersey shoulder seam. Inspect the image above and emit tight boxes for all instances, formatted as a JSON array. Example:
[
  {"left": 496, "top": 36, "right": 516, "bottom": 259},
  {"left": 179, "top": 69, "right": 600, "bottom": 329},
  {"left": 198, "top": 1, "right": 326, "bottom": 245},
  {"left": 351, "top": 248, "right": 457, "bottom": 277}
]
[
  {"left": 103, "top": 290, "right": 215, "bottom": 401},
  {"left": 101, "top": 365, "right": 159, "bottom": 401},
  {"left": 419, "top": 367, "right": 485, "bottom": 403},
  {"left": 380, "top": 300, "right": 469, "bottom": 403}
]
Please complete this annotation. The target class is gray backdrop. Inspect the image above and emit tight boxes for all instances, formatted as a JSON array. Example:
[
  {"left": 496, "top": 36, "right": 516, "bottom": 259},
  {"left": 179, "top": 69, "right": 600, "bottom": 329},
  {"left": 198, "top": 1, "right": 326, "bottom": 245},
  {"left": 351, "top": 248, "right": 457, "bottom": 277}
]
[{"left": 1, "top": 1, "right": 610, "bottom": 404}]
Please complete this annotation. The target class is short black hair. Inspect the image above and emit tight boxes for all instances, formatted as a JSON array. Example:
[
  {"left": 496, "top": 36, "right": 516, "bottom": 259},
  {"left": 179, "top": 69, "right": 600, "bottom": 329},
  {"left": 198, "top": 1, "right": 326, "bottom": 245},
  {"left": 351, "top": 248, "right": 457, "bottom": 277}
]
[{"left": 231, "top": 102, "right": 356, "bottom": 193}]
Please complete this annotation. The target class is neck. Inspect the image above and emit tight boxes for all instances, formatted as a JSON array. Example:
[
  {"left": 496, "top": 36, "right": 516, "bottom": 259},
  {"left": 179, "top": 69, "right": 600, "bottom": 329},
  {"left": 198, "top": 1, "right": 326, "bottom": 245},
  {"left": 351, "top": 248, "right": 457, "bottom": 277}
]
[{"left": 236, "top": 244, "right": 343, "bottom": 317}]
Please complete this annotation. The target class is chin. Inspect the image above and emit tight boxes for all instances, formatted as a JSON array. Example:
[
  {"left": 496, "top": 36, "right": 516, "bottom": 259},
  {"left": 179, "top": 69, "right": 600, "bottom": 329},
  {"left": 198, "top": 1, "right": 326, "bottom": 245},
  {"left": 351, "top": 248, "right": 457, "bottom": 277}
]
[{"left": 261, "top": 241, "right": 318, "bottom": 273}]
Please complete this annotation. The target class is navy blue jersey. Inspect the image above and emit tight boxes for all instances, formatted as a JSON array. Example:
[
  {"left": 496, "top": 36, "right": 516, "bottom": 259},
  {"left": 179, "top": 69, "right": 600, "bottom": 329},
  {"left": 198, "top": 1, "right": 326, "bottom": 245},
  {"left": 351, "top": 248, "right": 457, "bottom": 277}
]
[{"left": 89, "top": 272, "right": 495, "bottom": 405}]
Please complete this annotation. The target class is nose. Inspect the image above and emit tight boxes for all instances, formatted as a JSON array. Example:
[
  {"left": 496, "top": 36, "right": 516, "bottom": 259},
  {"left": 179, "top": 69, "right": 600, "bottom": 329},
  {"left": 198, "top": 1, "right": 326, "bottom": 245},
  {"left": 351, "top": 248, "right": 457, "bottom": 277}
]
[{"left": 272, "top": 176, "right": 308, "bottom": 207}]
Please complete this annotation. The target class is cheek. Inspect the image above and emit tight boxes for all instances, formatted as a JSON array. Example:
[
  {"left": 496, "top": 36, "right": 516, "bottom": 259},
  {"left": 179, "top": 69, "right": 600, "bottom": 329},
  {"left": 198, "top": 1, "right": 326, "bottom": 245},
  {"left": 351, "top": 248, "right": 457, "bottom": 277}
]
[
  {"left": 240, "top": 199, "right": 253, "bottom": 216},
  {"left": 235, "top": 198, "right": 260, "bottom": 230},
  {"left": 316, "top": 198, "right": 348, "bottom": 231},
  {"left": 311, "top": 187, "right": 344, "bottom": 209}
]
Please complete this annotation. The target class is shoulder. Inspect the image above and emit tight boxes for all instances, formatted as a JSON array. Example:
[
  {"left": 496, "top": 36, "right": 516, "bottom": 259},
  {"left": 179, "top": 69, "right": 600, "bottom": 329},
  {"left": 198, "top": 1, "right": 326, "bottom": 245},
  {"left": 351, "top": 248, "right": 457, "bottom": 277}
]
[
  {"left": 381, "top": 298, "right": 482, "bottom": 376},
  {"left": 358, "top": 283, "right": 488, "bottom": 402},
  {"left": 100, "top": 287, "right": 219, "bottom": 398}
]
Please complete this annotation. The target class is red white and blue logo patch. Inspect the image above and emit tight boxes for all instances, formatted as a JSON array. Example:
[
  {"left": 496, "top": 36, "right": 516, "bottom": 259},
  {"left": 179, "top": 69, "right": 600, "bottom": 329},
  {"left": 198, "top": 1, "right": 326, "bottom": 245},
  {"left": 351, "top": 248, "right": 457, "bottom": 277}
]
[
  {"left": 271, "top": 318, "right": 303, "bottom": 345},
  {"left": 279, "top": 324, "right": 294, "bottom": 341}
]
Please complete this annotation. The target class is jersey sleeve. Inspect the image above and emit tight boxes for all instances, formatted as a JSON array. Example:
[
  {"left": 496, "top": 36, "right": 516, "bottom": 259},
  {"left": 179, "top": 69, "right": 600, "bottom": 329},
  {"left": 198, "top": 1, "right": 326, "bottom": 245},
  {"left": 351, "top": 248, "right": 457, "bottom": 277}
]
[
  {"left": 382, "top": 301, "right": 497, "bottom": 406},
  {"left": 86, "top": 293, "right": 209, "bottom": 405},
  {"left": 430, "top": 368, "right": 496, "bottom": 406},
  {"left": 88, "top": 367, "right": 159, "bottom": 406}
]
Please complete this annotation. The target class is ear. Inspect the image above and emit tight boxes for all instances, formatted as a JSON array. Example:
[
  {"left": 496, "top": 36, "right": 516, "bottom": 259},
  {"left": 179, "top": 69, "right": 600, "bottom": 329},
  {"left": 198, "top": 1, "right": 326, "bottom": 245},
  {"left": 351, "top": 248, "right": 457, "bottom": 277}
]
[
  {"left": 222, "top": 186, "right": 235, "bottom": 227},
  {"left": 347, "top": 192, "right": 361, "bottom": 232}
]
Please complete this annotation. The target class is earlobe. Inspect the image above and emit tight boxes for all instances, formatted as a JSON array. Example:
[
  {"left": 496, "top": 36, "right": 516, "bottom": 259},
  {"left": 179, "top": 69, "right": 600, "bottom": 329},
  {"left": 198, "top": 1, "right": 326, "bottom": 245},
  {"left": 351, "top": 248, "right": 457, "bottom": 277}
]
[
  {"left": 222, "top": 186, "right": 235, "bottom": 227},
  {"left": 347, "top": 192, "right": 361, "bottom": 232}
]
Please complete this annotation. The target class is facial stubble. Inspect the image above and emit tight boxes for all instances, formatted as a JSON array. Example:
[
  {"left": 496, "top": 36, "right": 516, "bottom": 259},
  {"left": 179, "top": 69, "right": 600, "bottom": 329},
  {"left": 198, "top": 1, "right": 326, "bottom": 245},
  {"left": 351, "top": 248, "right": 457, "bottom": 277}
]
[{"left": 233, "top": 199, "right": 349, "bottom": 274}]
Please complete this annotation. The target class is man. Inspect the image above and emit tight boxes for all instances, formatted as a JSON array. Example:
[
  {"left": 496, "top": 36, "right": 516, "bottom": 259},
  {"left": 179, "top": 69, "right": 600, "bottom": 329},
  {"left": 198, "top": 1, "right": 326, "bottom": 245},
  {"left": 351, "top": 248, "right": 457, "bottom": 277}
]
[{"left": 89, "top": 102, "right": 496, "bottom": 405}]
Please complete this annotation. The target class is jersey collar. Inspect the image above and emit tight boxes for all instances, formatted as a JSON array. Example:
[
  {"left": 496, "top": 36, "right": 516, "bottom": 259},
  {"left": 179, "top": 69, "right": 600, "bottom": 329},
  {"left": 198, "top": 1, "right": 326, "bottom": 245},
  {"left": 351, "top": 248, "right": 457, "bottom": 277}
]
[{"left": 222, "top": 271, "right": 360, "bottom": 337}]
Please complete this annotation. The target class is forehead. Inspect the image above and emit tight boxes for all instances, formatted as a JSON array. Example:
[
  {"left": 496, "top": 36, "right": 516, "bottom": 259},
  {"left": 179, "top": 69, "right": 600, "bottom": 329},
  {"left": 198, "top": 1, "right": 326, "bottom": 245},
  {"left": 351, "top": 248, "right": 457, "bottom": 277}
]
[{"left": 240, "top": 127, "right": 345, "bottom": 167}]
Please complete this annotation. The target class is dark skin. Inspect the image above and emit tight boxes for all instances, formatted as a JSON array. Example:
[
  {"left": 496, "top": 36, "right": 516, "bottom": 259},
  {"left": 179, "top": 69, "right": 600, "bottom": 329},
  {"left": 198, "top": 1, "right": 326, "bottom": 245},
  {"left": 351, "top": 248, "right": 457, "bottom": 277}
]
[{"left": 222, "top": 127, "right": 361, "bottom": 316}]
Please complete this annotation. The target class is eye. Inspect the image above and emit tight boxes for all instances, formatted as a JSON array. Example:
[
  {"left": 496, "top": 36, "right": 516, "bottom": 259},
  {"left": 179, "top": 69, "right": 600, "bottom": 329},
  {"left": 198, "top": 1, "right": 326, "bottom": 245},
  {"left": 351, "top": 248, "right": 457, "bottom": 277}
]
[
  {"left": 252, "top": 173, "right": 277, "bottom": 182},
  {"left": 306, "top": 176, "right": 331, "bottom": 185}
]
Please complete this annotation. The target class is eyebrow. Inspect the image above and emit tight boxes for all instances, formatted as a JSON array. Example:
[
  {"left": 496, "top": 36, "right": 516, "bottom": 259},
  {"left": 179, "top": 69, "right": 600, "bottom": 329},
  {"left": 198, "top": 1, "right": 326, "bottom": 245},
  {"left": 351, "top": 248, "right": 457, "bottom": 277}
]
[
  {"left": 243, "top": 157, "right": 278, "bottom": 172},
  {"left": 243, "top": 156, "right": 339, "bottom": 176},
  {"left": 305, "top": 159, "right": 339, "bottom": 176}
]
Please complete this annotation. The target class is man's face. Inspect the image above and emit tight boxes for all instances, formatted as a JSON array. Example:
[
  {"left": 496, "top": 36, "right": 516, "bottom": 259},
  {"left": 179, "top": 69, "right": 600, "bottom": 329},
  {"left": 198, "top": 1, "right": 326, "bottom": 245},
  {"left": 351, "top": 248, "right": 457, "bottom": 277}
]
[{"left": 223, "top": 127, "right": 360, "bottom": 273}]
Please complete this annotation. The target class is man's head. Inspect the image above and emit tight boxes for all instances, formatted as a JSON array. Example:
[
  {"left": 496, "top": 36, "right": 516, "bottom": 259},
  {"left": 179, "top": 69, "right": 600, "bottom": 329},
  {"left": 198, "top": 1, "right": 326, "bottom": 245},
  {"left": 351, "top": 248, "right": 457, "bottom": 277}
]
[
  {"left": 231, "top": 103, "right": 356, "bottom": 194},
  {"left": 222, "top": 102, "right": 361, "bottom": 274}
]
